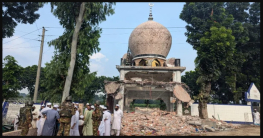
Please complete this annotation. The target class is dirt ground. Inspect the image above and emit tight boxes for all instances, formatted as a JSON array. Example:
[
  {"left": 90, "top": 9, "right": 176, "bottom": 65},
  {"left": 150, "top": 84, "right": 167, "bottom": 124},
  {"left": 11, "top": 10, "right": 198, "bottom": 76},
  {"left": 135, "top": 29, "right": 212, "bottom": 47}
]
[{"left": 189, "top": 125, "right": 260, "bottom": 136}]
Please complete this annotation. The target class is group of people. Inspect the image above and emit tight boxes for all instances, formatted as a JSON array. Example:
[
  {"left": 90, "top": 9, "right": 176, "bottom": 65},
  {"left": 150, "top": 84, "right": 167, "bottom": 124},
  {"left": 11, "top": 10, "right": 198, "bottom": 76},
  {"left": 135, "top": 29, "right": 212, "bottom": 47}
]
[{"left": 15, "top": 95, "right": 124, "bottom": 136}]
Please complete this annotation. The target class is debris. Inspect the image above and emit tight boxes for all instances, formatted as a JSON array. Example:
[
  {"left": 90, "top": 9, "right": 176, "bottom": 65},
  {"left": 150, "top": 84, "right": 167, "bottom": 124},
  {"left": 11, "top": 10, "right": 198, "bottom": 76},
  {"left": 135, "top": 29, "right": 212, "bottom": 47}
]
[
  {"left": 187, "top": 121, "right": 202, "bottom": 126},
  {"left": 120, "top": 107, "right": 240, "bottom": 136},
  {"left": 204, "top": 126, "right": 215, "bottom": 132}
]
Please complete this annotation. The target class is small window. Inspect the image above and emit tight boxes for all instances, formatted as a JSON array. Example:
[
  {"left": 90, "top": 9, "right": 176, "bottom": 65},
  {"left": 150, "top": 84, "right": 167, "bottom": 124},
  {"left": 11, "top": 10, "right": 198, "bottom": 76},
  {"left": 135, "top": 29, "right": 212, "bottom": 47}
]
[
  {"left": 139, "top": 59, "right": 147, "bottom": 66},
  {"left": 152, "top": 59, "right": 160, "bottom": 67}
]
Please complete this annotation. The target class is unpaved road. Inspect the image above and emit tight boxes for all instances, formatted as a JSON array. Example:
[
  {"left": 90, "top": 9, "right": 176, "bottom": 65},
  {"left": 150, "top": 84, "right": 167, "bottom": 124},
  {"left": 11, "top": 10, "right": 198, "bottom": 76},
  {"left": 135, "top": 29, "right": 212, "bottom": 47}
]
[{"left": 196, "top": 125, "right": 260, "bottom": 136}]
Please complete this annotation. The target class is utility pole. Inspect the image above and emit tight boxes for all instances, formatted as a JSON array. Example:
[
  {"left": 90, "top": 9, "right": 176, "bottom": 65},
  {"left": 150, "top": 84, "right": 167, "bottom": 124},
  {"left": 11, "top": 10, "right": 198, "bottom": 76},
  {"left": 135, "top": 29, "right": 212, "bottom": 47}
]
[{"left": 33, "top": 27, "right": 45, "bottom": 103}]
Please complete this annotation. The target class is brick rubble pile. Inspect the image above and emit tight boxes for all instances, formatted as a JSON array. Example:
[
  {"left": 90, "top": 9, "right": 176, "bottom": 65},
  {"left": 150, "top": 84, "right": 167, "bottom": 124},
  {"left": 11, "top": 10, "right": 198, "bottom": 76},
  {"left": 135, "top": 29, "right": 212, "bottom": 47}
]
[{"left": 120, "top": 107, "right": 241, "bottom": 136}]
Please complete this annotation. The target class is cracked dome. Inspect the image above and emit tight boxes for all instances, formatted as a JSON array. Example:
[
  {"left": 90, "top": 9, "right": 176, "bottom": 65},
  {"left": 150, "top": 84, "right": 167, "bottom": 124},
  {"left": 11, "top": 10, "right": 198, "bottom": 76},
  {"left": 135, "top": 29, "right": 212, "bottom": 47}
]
[{"left": 128, "top": 20, "right": 172, "bottom": 58}]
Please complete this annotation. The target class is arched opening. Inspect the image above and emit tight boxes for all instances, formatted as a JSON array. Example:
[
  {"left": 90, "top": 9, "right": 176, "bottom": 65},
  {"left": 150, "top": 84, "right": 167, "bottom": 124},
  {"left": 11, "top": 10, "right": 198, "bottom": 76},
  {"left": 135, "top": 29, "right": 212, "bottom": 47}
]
[
  {"left": 139, "top": 59, "right": 147, "bottom": 66},
  {"left": 151, "top": 59, "right": 161, "bottom": 67}
]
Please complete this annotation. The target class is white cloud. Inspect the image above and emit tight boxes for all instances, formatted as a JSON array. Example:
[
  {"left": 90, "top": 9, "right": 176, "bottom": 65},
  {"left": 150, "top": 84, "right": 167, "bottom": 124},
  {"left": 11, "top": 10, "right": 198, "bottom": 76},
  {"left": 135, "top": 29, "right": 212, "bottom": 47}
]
[
  {"left": 88, "top": 52, "right": 109, "bottom": 76},
  {"left": 19, "top": 88, "right": 29, "bottom": 94},
  {"left": 89, "top": 62, "right": 104, "bottom": 76},
  {"left": 3, "top": 36, "right": 40, "bottom": 67},
  {"left": 89, "top": 52, "right": 107, "bottom": 62}
]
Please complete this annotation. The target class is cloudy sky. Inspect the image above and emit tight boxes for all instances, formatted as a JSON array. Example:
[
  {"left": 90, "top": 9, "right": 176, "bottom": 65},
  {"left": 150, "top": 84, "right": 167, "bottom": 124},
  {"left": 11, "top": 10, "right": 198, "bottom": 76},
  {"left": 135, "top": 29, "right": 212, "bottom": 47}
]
[{"left": 3, "top": 2, "right": 197, "bottom": 94}]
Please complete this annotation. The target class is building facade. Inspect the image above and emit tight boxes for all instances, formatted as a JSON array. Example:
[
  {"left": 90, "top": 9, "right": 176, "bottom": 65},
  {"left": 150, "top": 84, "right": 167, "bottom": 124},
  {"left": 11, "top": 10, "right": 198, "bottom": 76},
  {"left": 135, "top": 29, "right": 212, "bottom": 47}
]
[{"left": 105, "top": 5, "right": 193, "bottom": 116}]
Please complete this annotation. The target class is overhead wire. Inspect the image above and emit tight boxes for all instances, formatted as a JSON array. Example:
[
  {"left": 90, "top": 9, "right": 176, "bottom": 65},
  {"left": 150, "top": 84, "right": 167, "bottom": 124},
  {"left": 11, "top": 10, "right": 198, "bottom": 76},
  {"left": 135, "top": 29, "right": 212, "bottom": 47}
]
[
  {"left": 4, "top": 37, "right": 40, "bottom": 48},
  {"left": 3, "top": 28, "right": 41, "bottom": 44},
  {"left": 45, "top": 26, "right": 186, "bottom": 29},
  {"left": 3, "top": 46, "right": 40, "bottom": 49}
]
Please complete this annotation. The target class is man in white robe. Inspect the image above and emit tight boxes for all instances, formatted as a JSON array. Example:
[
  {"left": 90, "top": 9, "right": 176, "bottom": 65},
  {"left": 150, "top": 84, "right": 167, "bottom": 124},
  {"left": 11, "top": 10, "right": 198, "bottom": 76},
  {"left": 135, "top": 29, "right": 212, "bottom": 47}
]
[
  {"left": 99, "top": 105, "right": 106, "bottom": 136},
  {"left": 111, "top": 104, "right": 123, "bottom": 136},
  {"left": 253, "top": 109, "right": 260, "bottom": 126},
  {"left": 37, "top": 105, "right": 45, "bottom": 130},
  {"left": 79, "top": 115, "right": 84, "bottom": 136},
  {"left": 31, "top": 106, "right": 38, "bottom": 128},
  {"left": 103, "top": 106, "right": 111, "bottom": 136},
  {"left": 70, "top": 106, "right": 80, "bottom": 136},
  {"left": 37, "top": 103, "right": 52, "bottom": 136}
]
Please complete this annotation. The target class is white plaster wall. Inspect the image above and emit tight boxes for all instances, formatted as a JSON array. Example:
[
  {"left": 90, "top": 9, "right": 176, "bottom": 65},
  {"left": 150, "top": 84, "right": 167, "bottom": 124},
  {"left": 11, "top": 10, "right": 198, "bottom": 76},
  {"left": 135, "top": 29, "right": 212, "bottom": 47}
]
[
  {"left": 191, "top": 103, "right": 253, "bottom": 122},
  {"left": 248, "top": 83, "right": 260, "bottom": 100},
  {"left": 176, "top": 71, "right": 181, "bottom": 82}
]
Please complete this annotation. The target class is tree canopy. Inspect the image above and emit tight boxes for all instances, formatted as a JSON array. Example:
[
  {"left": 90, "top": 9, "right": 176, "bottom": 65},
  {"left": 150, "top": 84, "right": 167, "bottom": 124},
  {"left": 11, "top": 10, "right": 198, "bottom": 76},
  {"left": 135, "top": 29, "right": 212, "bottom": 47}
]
[
  {"left": 45, "top": 2, "right": 115, "bottom": 102},
  {"left": 2, "top": 55, "right": 23, "bottom": 100},
  {"left": 2, "top": 2, "right": 44, "bottom": 38},
  {"left": 180, "top": 2, "right": 260, "bottom": 107},
  {"left": 179, "top": 2, "right": 261, "bottom": 118}
]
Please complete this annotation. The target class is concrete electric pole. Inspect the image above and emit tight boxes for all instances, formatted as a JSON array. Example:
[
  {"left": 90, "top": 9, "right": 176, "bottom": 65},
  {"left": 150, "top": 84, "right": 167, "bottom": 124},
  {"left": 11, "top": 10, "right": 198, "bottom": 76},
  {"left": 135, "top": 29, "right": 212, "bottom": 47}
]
[{"left": 33, "top": 27, "right": 45, "bottom": 103}]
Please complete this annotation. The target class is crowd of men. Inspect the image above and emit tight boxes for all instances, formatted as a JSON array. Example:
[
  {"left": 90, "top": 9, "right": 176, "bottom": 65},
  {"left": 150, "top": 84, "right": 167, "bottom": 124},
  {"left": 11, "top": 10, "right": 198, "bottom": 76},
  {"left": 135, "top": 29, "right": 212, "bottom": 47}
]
[{"left": 14, "top": 96, "right": 124, "bottom": 136}]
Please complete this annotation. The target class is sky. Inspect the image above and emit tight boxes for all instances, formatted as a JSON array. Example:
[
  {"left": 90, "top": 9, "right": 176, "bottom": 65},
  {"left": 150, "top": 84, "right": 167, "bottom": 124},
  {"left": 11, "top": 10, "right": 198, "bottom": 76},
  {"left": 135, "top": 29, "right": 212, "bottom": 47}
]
[{"left": 3, "top": 2, "right": 197, "bottom": 94}]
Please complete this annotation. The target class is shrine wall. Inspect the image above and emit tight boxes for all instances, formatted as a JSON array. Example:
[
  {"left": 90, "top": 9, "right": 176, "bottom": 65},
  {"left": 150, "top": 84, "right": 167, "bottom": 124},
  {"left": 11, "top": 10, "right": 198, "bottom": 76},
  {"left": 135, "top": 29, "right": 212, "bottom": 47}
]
[{"left": 191, "top": 103, "right": 253, "bottom": 123}]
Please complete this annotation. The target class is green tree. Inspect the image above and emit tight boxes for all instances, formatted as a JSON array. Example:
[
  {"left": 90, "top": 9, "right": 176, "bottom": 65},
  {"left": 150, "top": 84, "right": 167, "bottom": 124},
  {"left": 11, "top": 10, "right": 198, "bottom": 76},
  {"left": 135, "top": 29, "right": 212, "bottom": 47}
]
[
  {"left": 20, "top": 65, "right": 46, "bottom": 100},
  {"left": 181, "top": 70, "right": 200, "bottom": 99},
  {"left": 2, "top": 55, "right": 23, "bottom": 100},
  {"left": 2, "top": 2, "right": 44, "bottom": 38},
  {"left": 195, "top": 26, "right": 236, "bottom": 118},
  {"left": 180, "top": 2, "right": 237, "bottom": 118},
  {"left": 47, "top": 2, "right": 115, "bottom": 103},
  {"left": 241, "top": 2, "right": 260, "bottom": 91},
  {"left": 213, "top": 2, "right": 260, "bottom": 104}
]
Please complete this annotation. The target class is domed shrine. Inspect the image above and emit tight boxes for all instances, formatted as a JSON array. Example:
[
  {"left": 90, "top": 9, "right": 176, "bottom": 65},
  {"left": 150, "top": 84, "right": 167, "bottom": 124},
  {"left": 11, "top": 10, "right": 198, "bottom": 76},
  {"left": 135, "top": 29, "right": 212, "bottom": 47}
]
[{"left": 105, "top": 4, "right": 193, "bottom": 116}]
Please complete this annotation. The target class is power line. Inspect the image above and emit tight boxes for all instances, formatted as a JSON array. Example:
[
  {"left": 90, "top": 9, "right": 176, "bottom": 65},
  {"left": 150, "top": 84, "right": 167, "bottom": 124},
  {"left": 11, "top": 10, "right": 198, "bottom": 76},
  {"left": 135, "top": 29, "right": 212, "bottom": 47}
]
[
  {"left": 43, "top": 38, "right": 52, "bottom": 54},
  {"left": 41, "top": 30, "right": 185, "bottom": 37},
  {"left": 3, "top": 46, "right": 40, "bottom": 49},
  {"left": 15, "top": 30, "right": 39, "bottom": 35},
  {"left": 35, "top": 22, "right": 41, "bottom": 35},
  {"left": 4, "top": 37, "right": 40, "bottom": 48},
  {"left": 3, "top": 29, "right": 41, "bottom": 44},
  {"left": 3, "top": 41, "right": 260, "bottom": 50},
  {"left": 19, "top": 37, "right": 40, "bottom": 41},
  {"left": 45, "top": 26, "right": 186, "bottom": 29}
]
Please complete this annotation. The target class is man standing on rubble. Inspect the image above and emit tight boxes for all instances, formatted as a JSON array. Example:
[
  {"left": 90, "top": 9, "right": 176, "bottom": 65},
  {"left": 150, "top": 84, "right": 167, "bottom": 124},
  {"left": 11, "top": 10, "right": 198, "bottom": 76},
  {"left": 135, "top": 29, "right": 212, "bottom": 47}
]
[
  {"left": 253, "top": 109, "right": 260, "bottom": 126},
  {"left": 112, "top": 104, "right": 123, "bottom": 136}
]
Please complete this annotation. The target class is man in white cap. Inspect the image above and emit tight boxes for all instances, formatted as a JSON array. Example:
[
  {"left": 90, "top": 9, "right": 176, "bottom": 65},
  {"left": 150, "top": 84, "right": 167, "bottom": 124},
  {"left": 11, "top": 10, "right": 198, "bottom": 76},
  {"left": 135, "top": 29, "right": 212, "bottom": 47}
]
[
  {"left": 103, "top": 106, "right": 111, "bottom": 136},
  {"left": 31, "top": 105, "right": 38, "bottom": 128},
  {"left": 38, "top": 103, "right": 52, "bottom": 136},
  {"left": 91, "top": 105, "right": 95, "bottom": 111},
  {"left": 85, "top": 103, "right": 90, "bottom": 112},
  {"left": 79, "top": 115, "right": 84, "bottom": 136},
  {"left": 37, "top": 104, "right": 46, "bottom": 136},
  {"left": 41, "top": 105, "right": 60, "bottom": 136},
  {"left": 253, "top": 109, "right": 260, "bottom": 126},
  {"left": 70, "top": 106, "right": 80, "bottom": 136},
  {"left": 83, "top": 103, "right": 93, "bottom": 136},
  {"left": 111, "top": 104, "right": 123, "bottom": 136},
  {"left": 75, "top": 103, "right": 81, "bottom": 113}
]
